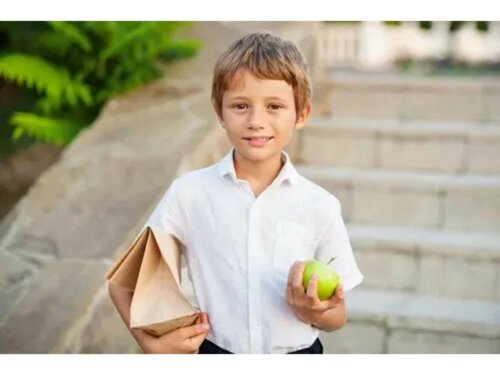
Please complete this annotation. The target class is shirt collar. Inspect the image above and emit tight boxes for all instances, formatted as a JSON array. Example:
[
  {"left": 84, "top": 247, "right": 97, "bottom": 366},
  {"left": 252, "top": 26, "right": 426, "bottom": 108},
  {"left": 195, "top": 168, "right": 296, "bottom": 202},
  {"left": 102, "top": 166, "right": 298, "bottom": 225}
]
[{"left": 218, "top": 147, "right": 298, "bottom": 186}]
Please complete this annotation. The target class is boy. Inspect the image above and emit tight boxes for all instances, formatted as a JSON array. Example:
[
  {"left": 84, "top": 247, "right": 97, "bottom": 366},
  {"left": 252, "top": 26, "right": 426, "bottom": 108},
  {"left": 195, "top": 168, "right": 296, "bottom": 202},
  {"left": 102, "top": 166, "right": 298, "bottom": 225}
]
[{"left": 108, "top": 31, "right": 363, "bottom": 354}]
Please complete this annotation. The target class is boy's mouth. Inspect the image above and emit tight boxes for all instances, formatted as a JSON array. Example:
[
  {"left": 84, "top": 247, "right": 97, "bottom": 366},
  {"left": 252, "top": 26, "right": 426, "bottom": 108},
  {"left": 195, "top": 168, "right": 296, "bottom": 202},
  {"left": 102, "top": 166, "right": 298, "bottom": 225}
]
[
  {"left": 242, "top": 136, "right": 274, "bottom": 147},
  {"left": 242, "top": 136, "right": 274, "bottom": 141}
]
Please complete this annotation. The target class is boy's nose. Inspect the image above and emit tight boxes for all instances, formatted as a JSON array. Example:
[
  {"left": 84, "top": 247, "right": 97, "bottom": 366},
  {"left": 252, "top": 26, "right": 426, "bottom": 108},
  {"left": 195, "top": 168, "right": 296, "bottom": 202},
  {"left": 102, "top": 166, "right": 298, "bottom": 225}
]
[
  {"left": 248, "top": 109, "right": 266, "bottom": 128},
  {"left": 247, "top": 122, "right": 264, "bottom": 130}
]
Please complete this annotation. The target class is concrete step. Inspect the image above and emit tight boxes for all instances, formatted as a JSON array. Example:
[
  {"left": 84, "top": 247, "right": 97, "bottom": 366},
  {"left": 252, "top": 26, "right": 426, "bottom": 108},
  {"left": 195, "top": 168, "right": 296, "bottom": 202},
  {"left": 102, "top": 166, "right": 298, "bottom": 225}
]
[
  {"left": 346, "top": 224, "right": 500, "bottom": 302},
  {"left": 321, "top": 72, "right": 500, "bottom": 123},
  {"left": 320, "top": 289, "right": 500, "bottom": 353},
  {"left": 297, "top": 166, "right": 500, "bottom": 232},
  {"left": 299, "top": 118, "right": 500, "bottom": 175}
]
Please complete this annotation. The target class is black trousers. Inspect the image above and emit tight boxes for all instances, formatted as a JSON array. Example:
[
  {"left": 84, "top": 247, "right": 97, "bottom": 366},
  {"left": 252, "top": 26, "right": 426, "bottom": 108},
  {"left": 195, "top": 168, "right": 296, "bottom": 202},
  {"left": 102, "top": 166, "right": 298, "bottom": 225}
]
[{"left": 198, "top": 338, "right": 323, "bottom": 354}]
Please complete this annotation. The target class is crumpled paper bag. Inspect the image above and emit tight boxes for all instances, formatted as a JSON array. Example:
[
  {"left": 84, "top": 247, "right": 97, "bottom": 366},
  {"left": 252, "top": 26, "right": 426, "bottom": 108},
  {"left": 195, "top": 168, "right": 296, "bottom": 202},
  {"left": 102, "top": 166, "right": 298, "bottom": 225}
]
[{"left": 105, "top": 226, "right": 199, "bottom": 336}]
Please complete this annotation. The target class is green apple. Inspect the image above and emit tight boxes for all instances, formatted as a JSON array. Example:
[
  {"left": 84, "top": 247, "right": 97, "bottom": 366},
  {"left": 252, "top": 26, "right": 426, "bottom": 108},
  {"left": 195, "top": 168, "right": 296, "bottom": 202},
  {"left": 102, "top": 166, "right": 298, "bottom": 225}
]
[{"left": 302, "top": 257, "right": 340, "bottom": 300}]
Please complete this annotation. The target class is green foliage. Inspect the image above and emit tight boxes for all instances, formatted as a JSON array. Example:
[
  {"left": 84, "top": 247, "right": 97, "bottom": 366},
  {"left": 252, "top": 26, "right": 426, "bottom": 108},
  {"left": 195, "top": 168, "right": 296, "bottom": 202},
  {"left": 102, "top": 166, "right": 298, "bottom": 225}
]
[
  {"left": 476, "top": 21, "right": 489, "bottom": 32},
  {"left": 383, "top": 21, "right": 491, "bottom": 33},
  {"left": 0, "top": 21, "right": 200, "bottom": 147},
  {"left": 384, "top": 21, "right": 402, "bottom": 27},
  {"left": 0, "top": 54, "right": 92, "bottom": 110},
  {"left": 419, "top": 21, "right": 432, "bottom": 30},
  {"left": 47, "top": 21, "right": 92, "bottom": 53},
  {"left": 449, "top": 21, "right": 464, "bottom": 33},
  {"left": 10, "top": 112, "right": 84, "bottom": 146}
]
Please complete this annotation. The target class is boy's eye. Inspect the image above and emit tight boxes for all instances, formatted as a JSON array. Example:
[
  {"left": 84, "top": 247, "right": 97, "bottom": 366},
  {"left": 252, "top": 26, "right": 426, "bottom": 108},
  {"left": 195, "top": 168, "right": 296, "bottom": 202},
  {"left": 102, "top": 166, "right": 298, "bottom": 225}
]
[
  {"left": 269, "top": 104, "right": 283, "bottom": 110},
  {"left": 233, "top": 103, "right": 247, "bottom": 110}
]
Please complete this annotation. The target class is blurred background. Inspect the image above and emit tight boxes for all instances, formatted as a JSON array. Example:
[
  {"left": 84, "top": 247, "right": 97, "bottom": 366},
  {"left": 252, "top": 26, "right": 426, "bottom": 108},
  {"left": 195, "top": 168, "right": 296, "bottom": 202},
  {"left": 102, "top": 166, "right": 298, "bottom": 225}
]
[{"left": 0, "top": 21, "right": 499, "bottom": 354}]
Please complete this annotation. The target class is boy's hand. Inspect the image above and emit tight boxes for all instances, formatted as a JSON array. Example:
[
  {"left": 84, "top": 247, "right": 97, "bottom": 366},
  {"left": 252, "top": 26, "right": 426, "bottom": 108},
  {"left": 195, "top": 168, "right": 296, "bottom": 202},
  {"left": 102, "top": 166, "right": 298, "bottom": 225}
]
[
  {"left": 142, "top": 312, "right": 210, "bottom": 354},
  {"left": 285, "top": 261, "right": 345, "bottom": 325}
]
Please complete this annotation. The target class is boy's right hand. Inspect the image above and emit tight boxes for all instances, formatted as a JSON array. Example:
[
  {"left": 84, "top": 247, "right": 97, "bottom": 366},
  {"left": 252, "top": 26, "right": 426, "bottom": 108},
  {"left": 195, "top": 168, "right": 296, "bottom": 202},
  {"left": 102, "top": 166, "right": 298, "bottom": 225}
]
[{"left": 142, "top": 312, "right": 210, "bottom": 354}]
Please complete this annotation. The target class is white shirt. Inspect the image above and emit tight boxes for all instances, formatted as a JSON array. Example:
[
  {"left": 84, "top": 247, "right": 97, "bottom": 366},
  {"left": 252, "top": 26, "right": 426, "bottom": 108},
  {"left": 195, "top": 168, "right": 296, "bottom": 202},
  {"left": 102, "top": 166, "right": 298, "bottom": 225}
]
[{"left": 143, "top": 147, "right": 363, "bottom": 354}]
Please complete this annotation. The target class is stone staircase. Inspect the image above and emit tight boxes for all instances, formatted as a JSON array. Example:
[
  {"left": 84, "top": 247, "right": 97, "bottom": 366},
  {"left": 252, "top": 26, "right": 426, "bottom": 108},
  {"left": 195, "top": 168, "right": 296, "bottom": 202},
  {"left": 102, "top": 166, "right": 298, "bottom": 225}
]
[{"left": 301, "top": 73, "right": 500, "bottom": 353}]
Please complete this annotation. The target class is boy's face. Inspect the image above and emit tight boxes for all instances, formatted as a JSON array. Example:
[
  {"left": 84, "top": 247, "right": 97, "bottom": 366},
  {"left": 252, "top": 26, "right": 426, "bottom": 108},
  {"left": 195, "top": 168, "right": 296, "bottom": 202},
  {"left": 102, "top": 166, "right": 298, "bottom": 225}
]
[{"left": 216, "top": 70, "right": 310, "bottom": 166}]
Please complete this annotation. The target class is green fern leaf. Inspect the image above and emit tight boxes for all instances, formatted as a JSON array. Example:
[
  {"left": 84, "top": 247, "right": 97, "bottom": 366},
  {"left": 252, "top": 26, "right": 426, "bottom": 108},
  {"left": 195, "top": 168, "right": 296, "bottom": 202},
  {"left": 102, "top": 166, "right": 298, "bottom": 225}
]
[
  {"left": 159, "top": 39, "right": 201, "bottom": 62},
  {"left": 12, "top": 126, "right": 26, "bottom": 141},
  {"left": 10, "top": 112, "right": 85, "bottom": 146},
  {"left": 99, "top": 22, "right": 161, "bottom": 62},
  {"left": 35, "top": 32, "right": 74, "bottom": 56},
  {"left": 0, "top": 54, "right": 93, "bottom": 108},
  {"left": 35, "top": 96, "right": 64, "bottom": 114},
  {"left": 48, "top": 21, "right": 92, "bottom": 52}
]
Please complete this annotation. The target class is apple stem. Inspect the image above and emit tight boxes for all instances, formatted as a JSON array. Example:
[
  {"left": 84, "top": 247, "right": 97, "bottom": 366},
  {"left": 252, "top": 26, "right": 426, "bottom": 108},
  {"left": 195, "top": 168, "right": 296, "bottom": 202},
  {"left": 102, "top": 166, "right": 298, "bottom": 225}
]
[{"left": 327, "top": 256, "right": 337, "bottom": 265}]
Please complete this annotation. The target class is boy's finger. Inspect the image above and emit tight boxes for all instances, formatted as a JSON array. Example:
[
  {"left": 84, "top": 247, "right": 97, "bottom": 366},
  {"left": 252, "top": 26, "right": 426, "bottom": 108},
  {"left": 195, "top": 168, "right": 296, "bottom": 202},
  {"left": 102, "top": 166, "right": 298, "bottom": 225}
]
[
  {"left": 292, "top": 262, "right": 306, "bottom": 295},
  {"left": 194, "top": 312, "right": 208, "bottom": 327},
  {"left": 335, "top": 283, "right": 345, "bottom": 299},
  {"left": 195, "top": 313, "right": 202, "bottom": 325},
  {"left": 286, "top": 261, "right": 300, "bottom": 288},
  {"left": 187, "top": 330, "right": 209, "bottom": 351},
  {"left": 305, "top": 274, "right": 320, "bottom": 304},
  {"left": 199, "top": 312, "right": 209, "bottom": 325},
  {"left": 179, "top": 322, "right": 210, "bottom": 340},
  {"left": 326, "top": 284, "right": 345, "bottom": 308},
  {"left": 286, "top": 262, "right": 301, "bottom": 297}
]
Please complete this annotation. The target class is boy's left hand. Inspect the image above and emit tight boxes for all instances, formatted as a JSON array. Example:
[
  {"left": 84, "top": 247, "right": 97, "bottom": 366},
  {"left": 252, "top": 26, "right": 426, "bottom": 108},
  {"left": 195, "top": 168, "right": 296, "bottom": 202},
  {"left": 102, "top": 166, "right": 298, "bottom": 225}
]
[{"left": 285, "top": 261, "right": 345, "bottom": 325}]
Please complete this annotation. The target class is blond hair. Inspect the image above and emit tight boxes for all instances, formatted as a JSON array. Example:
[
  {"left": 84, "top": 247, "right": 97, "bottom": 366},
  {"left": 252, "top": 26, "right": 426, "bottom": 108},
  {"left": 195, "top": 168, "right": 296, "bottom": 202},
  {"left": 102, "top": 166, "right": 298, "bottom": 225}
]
[{"left": 211, "top": 31, "right": 312, "bottom": 118}]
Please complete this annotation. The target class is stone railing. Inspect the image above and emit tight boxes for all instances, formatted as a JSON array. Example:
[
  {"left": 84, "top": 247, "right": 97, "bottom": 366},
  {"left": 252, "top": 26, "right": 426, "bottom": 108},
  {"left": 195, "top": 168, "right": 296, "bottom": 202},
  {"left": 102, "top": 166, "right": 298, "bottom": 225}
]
[
  {"left": 316, "top": 24, "right": 360, "bottom": 69},
  {"left": 317, "top": 21, "right": 500, "bottom": 71}
]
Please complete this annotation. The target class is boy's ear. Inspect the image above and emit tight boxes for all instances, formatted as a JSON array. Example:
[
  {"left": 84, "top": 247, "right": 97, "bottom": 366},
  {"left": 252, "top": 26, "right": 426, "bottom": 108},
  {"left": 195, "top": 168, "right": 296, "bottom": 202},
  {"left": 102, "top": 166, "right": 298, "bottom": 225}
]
[{"left": 295, "top": 104, "right": 311, "bottom": 130}]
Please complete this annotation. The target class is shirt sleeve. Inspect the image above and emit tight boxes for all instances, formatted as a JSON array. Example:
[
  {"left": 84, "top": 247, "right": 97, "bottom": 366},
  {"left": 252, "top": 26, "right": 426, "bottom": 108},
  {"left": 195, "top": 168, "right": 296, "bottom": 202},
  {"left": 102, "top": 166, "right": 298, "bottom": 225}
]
[
  {"left": 314, "top": 197, "right": 363, "bottom": 292},
  {"left": 140, "top": 179, "right": 187, "bottom": 247}
]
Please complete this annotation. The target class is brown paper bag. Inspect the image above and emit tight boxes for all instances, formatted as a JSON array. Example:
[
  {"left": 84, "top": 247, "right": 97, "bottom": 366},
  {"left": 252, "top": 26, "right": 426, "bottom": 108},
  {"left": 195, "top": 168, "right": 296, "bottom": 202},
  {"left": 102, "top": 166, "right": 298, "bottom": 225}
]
[{"left": 105, "top": 226, "right": 200, "bottom": 336}]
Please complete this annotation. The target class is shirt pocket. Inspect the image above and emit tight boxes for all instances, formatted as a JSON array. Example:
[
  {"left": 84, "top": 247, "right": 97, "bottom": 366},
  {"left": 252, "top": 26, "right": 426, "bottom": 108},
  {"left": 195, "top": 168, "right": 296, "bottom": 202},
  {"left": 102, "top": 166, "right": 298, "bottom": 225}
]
[{"left": 273, "top": 221, "right": 314, "bottom": 274}]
